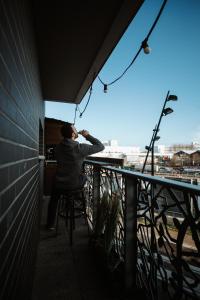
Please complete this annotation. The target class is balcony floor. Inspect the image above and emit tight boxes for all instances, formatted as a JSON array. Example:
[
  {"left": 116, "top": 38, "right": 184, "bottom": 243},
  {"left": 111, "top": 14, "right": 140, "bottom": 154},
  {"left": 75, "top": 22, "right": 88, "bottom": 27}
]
[{"left": 31, "top": 197, "right": 123, "bottom": 300}]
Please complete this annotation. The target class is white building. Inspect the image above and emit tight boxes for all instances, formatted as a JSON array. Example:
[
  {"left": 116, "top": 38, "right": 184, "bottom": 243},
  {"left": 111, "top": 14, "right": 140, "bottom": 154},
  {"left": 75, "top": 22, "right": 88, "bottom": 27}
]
[
  {"left": 103, "top": 139, "right": 119, "bottom": 147},
  {"left": 92, "top": 140, "right": 140, "bottom": 161},
  {"left": 109, "top": 140, "right": 118, "bottom": 147},
  {"left": 192, "top": 141, "right": 200, "bottom": 149}
]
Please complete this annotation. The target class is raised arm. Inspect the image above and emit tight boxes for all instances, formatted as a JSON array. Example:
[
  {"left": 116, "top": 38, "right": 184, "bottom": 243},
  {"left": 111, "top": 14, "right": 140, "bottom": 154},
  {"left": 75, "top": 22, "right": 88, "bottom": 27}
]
[{"left": 78, "top": 130, "right": 105, "bottom": 156}]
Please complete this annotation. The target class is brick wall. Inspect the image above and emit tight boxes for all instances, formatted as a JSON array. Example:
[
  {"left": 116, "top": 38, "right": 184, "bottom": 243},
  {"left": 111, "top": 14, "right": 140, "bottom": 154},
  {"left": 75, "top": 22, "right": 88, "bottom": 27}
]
[{"left": 0, "top": 0, "right": 44, "bottom": 299}]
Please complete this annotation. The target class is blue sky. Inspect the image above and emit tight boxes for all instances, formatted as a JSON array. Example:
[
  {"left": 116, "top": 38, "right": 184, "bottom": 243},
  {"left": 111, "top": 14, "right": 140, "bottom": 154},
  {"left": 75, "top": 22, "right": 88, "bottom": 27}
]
[{"left": 45, "top": 0, "right": 200, "bottom": 148}]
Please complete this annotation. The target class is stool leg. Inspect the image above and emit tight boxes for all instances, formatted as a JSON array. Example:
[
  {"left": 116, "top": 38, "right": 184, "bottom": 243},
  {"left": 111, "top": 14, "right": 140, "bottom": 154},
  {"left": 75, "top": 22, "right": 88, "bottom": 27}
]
[
  {"left": 81, "top": 191, "right": 87, "bottom": 224},
  {"left": 65, "top": 199, "right": 69, "bottom": 228},
  {"left": 55, "top": 198, "right": 61, "bottom": 236},
  {"left": 69, "top": 197, "right": 74, "bottom": 246},
  {"left": 81, "top": 191, "right": 89, "bottom": 235},
  {"left": 72, "top": 198, "right": 75, "bottom": 230}
]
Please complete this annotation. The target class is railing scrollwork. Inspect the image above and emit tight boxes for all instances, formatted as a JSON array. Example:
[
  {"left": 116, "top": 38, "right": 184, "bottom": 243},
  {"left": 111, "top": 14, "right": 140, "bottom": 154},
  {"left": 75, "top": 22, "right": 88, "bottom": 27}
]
[{"left": 83, "top": 160, "right": 200, "bottom": 299}]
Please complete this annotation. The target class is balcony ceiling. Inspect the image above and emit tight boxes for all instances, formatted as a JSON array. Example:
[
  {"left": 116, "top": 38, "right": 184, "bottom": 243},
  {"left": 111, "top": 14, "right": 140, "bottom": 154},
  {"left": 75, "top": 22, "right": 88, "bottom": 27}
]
[{"left": 33, "top": 0, "right": 144, "bottom": 104}]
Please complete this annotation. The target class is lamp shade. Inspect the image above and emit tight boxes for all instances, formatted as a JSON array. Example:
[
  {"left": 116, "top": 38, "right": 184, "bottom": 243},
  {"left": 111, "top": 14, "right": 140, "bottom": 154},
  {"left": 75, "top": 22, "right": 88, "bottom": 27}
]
[
  {"left": 168, "top": 95, "right": 178, "bottom": 101},
  {"left": 154, "top": 136, "right": 160, "bottom": 141},
  {"left": 145, "top": 146, "right": 151, "bottom": 151},
  {"left": 163, "top": 107, "right": 173, "bottom": 116}
]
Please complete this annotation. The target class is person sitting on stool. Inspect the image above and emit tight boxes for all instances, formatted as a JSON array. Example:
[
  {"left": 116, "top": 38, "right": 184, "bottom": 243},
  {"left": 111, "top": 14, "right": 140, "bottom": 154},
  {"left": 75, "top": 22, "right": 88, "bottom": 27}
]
[{"left": 46, "top": 122, "right": 104, "bottom": 230}]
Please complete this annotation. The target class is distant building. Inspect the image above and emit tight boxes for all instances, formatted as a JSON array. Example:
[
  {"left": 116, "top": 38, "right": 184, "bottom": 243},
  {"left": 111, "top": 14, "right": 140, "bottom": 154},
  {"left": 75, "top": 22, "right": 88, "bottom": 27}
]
[
  {"left": 91, "top": 142, "right": 140, "bottom": 163},
  {"left": 157, "top": 145, "right": 166, "bottom": 154},
  {"left": 97, "top": 141, "right": 200, "bottom": 167},
  {"left": 103, "top": 140, "right": 119, "bottom": 146},
  {"left": 103, "top": 141, "right": 109, "bottom": 146},
  {"left": 172, "top": 150, "right": 200, "bottom": 166},
  {"left": 166, "top": 143, "right": 196, "bottom": 152},
  {"left": 191, "top": 150, "right": 200, "bottom": 166},
  {"left": 172, "top": 151, "right": 191, "bottom": 166},
  {"left": 192, "top": 141, "right": 200, "bottom": 149},
  {"left": 109, "top": 140, "right": 118, "bottom": 147}
]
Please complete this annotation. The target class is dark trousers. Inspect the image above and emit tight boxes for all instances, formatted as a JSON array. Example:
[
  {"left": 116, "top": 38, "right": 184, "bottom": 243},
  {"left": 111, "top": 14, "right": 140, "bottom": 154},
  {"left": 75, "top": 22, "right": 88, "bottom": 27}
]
[
  {"left": 46, "top": 175, "right": 87, "bottom": 227},
  {"left": 46, "top": 185, "right": 63, "bottom": 227}
]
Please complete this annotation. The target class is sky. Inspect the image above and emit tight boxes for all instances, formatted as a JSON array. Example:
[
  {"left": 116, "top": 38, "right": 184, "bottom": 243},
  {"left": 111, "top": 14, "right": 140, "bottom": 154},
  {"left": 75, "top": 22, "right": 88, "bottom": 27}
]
[{"left": 45, "top": 0, "right": 200, "bottom": 149}]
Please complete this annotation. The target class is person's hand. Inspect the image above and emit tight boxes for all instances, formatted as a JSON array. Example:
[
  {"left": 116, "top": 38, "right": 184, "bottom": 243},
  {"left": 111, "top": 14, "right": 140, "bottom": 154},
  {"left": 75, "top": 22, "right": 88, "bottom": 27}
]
[{"left": 78, "top": 130, "right": 89, "bottom": 137}]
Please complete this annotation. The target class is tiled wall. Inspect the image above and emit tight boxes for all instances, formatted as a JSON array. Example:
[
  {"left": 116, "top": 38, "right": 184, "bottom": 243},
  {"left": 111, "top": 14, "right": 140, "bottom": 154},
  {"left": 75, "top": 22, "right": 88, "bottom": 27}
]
[{"left": 0, "top": 0, "right": 44, "bottom": 299}]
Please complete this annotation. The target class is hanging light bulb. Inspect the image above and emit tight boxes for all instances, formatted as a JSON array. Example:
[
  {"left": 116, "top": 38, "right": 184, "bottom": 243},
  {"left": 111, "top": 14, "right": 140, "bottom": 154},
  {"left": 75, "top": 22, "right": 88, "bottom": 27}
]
[
  {"left": 104, "top": 84, "right": 108, "bottom": 93},
  {"left": 142, "top": 39, "right": 151, "bottom": 54}
]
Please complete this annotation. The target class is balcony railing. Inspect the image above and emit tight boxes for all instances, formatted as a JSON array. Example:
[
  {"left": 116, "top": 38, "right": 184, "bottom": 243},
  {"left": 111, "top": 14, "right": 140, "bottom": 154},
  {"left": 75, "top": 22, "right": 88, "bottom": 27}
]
[{"left": 83, "top": 160, "right": 200, "bottom": 300}]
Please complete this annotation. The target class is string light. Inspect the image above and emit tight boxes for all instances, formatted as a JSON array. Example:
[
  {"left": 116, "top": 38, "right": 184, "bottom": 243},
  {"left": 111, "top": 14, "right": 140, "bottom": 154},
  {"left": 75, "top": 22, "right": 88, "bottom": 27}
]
[
  {"left": 98, "top": 0, "right": 168, "bottom": 91},
  {"left": 142, "top": 39, "right": 151, "bottom": 54}
]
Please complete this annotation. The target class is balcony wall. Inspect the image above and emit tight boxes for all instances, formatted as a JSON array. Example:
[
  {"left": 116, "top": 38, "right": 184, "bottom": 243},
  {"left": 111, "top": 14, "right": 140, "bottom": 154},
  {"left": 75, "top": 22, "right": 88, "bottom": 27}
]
[{"left": 0, "top": 0, "right": 44, "bottom": 299}]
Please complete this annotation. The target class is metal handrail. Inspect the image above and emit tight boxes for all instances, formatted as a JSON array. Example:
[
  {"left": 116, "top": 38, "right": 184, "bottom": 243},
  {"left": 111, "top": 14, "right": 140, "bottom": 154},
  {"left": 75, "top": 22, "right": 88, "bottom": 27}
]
[{"left": 84, "top": 160, "right": 200, "bottom": 194}]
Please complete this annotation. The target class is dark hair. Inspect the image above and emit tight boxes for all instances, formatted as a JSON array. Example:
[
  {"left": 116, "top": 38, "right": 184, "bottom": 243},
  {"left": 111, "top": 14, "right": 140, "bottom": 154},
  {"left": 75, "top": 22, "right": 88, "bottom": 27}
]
[{"left": 60, "top": 122, "right": 73, "bottom": 138}]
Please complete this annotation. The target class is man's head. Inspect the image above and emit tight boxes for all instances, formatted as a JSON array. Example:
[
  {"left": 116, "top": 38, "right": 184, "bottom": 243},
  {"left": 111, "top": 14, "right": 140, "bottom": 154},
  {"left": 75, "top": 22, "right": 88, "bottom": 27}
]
[{"left": 61, "top": 122, "right": 78, "bottom": 140}]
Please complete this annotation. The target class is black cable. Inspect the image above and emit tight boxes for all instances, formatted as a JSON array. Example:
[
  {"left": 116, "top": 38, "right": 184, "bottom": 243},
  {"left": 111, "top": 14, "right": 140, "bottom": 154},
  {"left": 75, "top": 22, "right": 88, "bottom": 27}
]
[
  {"left": 98, "top": 0, "right": 168, "bottom": 87},
  {"left": 77, "top": 105, "right": 81, "bottom": 114},
  {"left": 79, "top": 83, "right": 93, "bottom": 118},
  {"left": 73, "top": 82, "right": 93, "bottom": 121},
  {"left": 98, "top": 46, "right": 142, "bottom": 86},
  {"left": 146, "top": 0, "right": 168, "bottom": 41},
  {"left": 73, "top": 104, "right": 78, "bottom": 124}
]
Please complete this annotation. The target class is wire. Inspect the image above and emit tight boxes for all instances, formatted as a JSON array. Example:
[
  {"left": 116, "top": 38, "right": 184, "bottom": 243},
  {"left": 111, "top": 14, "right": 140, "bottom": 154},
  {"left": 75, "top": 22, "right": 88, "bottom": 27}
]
[
  {"left": 98, "top": 46, "right": 142, "bottom": 86},
  {"left": 79, "top": 83, "right": 93, "bottom": 118},
  {"left": 146, "top": 0, "right": 168, "bottom": 41},
  {"left": 73, "top": 104, "right": 78, "bottom": 124},
  {"left": 77, "top": 105, "right": 81, "bottom": 114},
  {"left": 73, "top": 81, "right": 94, "bottom": 124},
  {"left": 98, "top": 0, "right": 168, "bottom": 87}
]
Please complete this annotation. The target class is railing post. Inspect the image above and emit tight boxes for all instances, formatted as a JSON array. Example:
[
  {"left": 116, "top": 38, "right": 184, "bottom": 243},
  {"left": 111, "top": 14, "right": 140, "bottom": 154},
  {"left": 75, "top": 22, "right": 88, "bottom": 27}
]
[
  {"left": 124, "top": 175, "right": 138, "bottom": 294},
  {"left": 92, "top": 165, "right": 101, "bottom": 221}
]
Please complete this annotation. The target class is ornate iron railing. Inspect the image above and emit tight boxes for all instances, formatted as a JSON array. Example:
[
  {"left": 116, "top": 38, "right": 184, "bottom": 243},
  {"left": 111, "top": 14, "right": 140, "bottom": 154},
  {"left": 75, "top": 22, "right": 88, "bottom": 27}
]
[{"left": 83, "top": 160, "right": 200, "bottom": 300}]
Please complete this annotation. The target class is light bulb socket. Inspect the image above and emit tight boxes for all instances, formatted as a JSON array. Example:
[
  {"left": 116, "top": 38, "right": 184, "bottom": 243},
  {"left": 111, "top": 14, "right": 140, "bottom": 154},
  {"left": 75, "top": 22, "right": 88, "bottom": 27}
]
[
  {"left": 142, "top": 39, "right": 151, "bottom": 54},
  {"left": 104, "top": 84, "right": 108, "bottom": 93}
]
